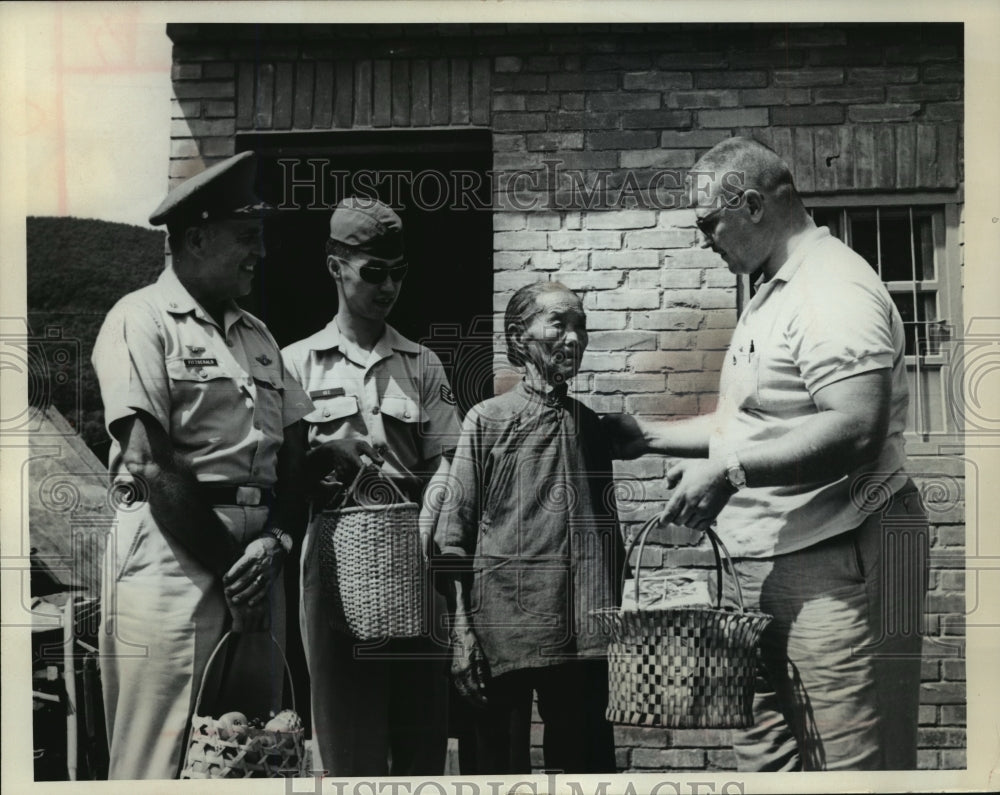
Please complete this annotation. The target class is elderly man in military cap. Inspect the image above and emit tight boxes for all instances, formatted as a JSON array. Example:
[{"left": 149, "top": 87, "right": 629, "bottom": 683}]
[
  {"left": 92, "top": 151, "right": 311, "bottom": 779},
  {"left": 282, "top": 196, "right": 460, "bottom": 776}
]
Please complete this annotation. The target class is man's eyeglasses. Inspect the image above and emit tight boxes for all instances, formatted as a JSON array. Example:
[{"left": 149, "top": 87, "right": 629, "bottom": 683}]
[
  {"left": 695, "top": 206, "right": 725, "bottom": 237},
  {"left": 349, "top": 260, "right": 409, "bottom": 284}
]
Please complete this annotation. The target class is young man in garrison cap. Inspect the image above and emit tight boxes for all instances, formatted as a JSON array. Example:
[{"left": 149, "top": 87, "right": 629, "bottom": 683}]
[
  {"left": 92, "top": 151, "right": 311, "bottom": 779},
  {"left": 282, "top": 196, "right": 460, "bottom": 776}
]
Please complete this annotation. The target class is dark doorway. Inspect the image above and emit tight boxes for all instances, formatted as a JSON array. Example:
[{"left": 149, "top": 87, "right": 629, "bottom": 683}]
[
  {"left": 237, "top": 130, "right": 496, "bottom": 417},
  {"left": 235, "top": 130, "right": 494, "bottom": 742}
]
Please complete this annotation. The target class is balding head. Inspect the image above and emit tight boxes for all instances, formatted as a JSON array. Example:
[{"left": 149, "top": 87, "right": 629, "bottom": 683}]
[{"left": 690, "top": 137, "right": 798, "bottom": 209}]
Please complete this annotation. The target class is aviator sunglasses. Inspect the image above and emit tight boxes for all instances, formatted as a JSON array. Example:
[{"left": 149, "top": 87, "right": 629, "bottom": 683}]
[{"left": 347, "top": 259, "right": 409, "bottom": 284}]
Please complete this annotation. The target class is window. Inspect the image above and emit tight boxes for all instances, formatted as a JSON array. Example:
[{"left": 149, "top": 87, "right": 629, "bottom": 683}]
[{"left": 807, "top": 201, "right": 963, "bottom": 438}]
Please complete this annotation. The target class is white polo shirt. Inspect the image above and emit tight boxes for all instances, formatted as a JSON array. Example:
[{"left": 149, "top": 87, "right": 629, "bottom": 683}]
[{"left": 710, "top": 226, "right": 910, "bottom": 557}]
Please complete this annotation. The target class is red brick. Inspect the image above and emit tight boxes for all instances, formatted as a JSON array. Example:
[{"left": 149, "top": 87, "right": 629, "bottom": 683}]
[
  {"left": 587, "top": 131, "right": 659, "bottom": 150},
  {"left": 656, "top": 52, "right": 726, "bottom": 69},
  {"left": 660, "top": 130, "right": 733, "bottom": 148},
  {"left": 547, "top": 72, "right": 618, "bottom": 91},
  {"left": 656, "top": 331, "right": 698, "bottom": 350},
  {"left": 203, "top": 100, "right": 235, "bottom": 118},
  {"left": 171, "top": 98, "right": 200, "bottom": 118},
  {"left": 849, "top": 66, "right": 919, "bottom": 84},
  {"left": 170, "top": 138, "right": 201, "bottom": 159},
  {"left": 559, "top": 92, "right": 585, "bottom": 111},
  {"left": 695, "top": 329, "right": 734, "bottom": 350},
  {"left": 492, "top": 112, "right": 546, "bottom": 132},
  {"left": 524, "top": 94, "right": 561, "bottom": 112},
  {"left": 631, "top": 351, "right": 704, "bottom": 372},
  {"left": 630, "top": 748, "right": 706, "bottom": 769},
  {"left": 593, "top": 374, "right": 665, "bottom": 393},
  {"left": 773, "top": 68, "right": 844, "bottom": 87},
  {"left": 806, "top": 46, "right": 885, "bottom": 67},
  {"left": 668, "top": 373, "right": 721, "bottom": 393},
  {"left": 813, "top": 87, "right": 885, "bottom": 104},
  {"left": 663, "top": 249, "right": 723, "bottom": 268},
  {"left": 494, "top": 134, "right": 527, "bottom": 153},
  {"left": 585, "top": 210, "right": 658, "bottom": 230},
  {"left": 917, "top": 749, "right": 939, "bottom": 769},
  {"left": 587, "top": 290, "right": 660, "bottom": 311},
  {"left": 634, "top": 310, "right": 702, "bottom": 331},
  {"left": 588, "top": 330, "right": 659, "bottom": 352},
  {"left": 494, "top": 270, "right": 547, "bottom": 292},
  {"left": 669, "top": 90, "right": 740, "bottom": 110},
  {"left": 613, "top": 725, "right": 673, "bottom": 749},
  {"left": 492, "top": 94, "right": 526, "bottom": 112},
  {"left": 739, "top": 88, "right": 811, "bottom": 106},
  {"left": 588, "top": 92, "right": 661, "bottom": 112},
  {"left": 626, "top": 229, "right": 695, "bottom": 249},
  {"left": 493, "top": 213, "right": 526, "bottom": 231},
  {"left": 623, "top": 71, "right": 694, "bottom": 91},
  {"left": 592, "top": 250, "right": 659, "bottom": 270},
  {"left": 703, "top": 309, "right": 738, "bottom": 329},
  {"left": 494, "top": 56, "right": 522, "bottom": 72},
  {"left": 494, "top": 231, "right": 548, "bottom": 251},
  {"left": 621, "top": 110, "right": 693, "bottom": 129},
  {"left": 621, "top": 150, "right": 697, "bottom": 169},
  {"left": 663, "top": 289, "right": 733, "bottom": 310},
  {"left": 694, "top": 70, "right": 768, "bottom": 88},
  {"left": 941, "top": 749, "right": 967, "bottom": 769},
  {"left": 661, "top": 269, "right": 703, "bottom": 289},
  {"left": 924, "top": 63, "right": 963, "bottom": 83},
  {"left": 921, "top": 660, "right": 940, "bottom": 680},
  {"left": 627, "top": 270, "right": 664, "bottom": 290},
  {"left": 886, "top": 44, "right": 960, "bottom": 63},
  {"left": 628, "top": 393, "right": 698, "bottom": 416},
  {"left": 584, "top": 394, "right": 625, "bottom": 413},
  {"left": 669, "top": 728, "right": 732, "bottom": 747},
  {"left": 548, "top": 111, "right": 621, "bottom": 130},
  {"left": 698, "top": 108, "right": 769, "bottom": 128},
  {"left": 888, "top": 84, "right": 962, "bottom": 103},
  {"left": 492, "top": 73, "right": 546, "bottom": 92},
  {"left": 705, "top": 748, "right": 738, "bottom": 770},
  {"left": 918, "top": 728, "right": 967, "bottom": 748},
  {"left": 201, "top": 138, "right": 234, "bottom": 158},
  {"left": 941, "top": 659, "right": 966, "bottom": 681},
  {"left": 940, "top": 704, "right": 966, "bottom": 725},
  {"left": 525, "top": 132, "right": 584, "bottom": 151},
  {"left": 578, "top": 352, "right": 628, "bottom": 372},
  {"left": 170, "top": 118, "right": 235, "bottom": 138},
  {"left": 920, "top": 682, "right": 966, "bottom": 704},
  {"left": 524, "top": 55, "right": 560, "bottom": 72},
  {"left": 549, "top": 231, "right": 622, "bottom": 251},
  {"left": 585, "top": 53, "right": 653, "bottom": 71},
  {"left": 729, "top": 49, "right": 806, "bottom": 69},
  {"left": 918, "top": 704, "right": 937, "bottom": 725},
  {"left": 771, "top": 105, "right": 845, "bottom": 125},
  {"left": 848, "top": 104, "right": 922, "bottom": 122},
  {"left": 924, "top": 103, "right": 963, "bottom": 122}
]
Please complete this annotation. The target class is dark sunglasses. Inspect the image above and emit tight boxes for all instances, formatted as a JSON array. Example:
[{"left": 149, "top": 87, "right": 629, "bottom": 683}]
[
  {"left": 694, "top": 206, "right": 725, "bottom": 237},
  {"left": 349, "top": 260, "right": 409, "bottom": 284}
]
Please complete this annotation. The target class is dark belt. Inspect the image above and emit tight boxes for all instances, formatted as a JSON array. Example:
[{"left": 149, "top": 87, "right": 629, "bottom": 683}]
[{"left": 201, "top": 485, "right": 274, "bottom": 507}]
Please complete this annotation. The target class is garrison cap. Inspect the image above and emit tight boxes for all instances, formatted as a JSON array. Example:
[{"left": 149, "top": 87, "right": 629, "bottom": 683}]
[
  {"left": 149, "top": 151, "right": 273, "bottom": 227},
  {"left": 328, "top": 196, "right": 404, "bottom": 261}
]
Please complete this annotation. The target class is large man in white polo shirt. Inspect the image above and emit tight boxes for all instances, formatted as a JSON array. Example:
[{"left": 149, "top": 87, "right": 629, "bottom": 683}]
[{"left": 605, "top": 137, "right": 929, "bottom": 771}]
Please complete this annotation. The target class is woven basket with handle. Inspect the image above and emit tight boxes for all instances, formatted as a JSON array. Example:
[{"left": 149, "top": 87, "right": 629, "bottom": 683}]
[
  {"left": 316, "top": 461, "right": 424, "bottom": 641},
  {"left": 591, "top": 518, "right": 772, "bottom": 729},
  {"left": 180, "top": 632, "right": 305, "bottom": 779}
]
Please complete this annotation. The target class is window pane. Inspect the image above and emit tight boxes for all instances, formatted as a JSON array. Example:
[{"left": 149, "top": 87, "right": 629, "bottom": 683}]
[
  {"left": 847, "top": 209, "right": 879, "bottom": 273},
  {"left": 811, "top": 207, "right": 841, "bottom": 239},
  {"left": 913, "top": 210, "right": 935, "bottom": 280},
  {"left": 891, "top": 291, "right": 939, "bottom": 355},
  {"left": 871, "top": 209, "right": 913, "bottom": 281}
]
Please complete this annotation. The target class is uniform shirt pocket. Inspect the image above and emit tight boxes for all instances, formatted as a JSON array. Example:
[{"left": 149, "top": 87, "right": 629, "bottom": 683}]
[
  {"left": 380, "top": 394, "right": 423, "bottom": 424},
  {"left": 303, "top": 394, "right": 361, "bottom": 425},
  {"left": 165, "top": 357, "right": 246, "bottom": 436}
]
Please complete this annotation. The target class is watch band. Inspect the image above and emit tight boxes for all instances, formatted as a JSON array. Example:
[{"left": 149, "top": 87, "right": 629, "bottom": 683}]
[
  {"left": 264, "top": 527, "right": 294, "bottom": 554},
  {"left": 725, "top": 453, "right": 747, "bottom": 490}
]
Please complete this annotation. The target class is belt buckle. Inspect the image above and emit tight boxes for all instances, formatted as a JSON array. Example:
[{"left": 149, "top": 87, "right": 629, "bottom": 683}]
[{"left": 236, "top": 486, "right": 262, "bottom": 506}]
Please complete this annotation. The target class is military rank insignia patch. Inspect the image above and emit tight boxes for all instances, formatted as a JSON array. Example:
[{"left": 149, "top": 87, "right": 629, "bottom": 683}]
[{"left": 440, "top": 384, "right": 456, "bottom": 405}]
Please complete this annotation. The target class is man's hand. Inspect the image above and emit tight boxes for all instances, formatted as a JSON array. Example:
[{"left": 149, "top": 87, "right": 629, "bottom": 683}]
[
  {"left": 223, "top": 535, "right": 284, "bottom": 608},
  {"left": 659, "top": 458, "right": 736, "bottom": 532},
  {"left": 317, "top": 439, "right": 383, "bottom": 482},
  {"left": 600, "top": 413, "right": 649, "bottom": 460},
  {"left": 450, "top": 623, "right": 489, "bottom": 709}
]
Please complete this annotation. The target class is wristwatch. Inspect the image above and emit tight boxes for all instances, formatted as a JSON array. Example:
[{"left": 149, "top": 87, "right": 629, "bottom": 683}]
[
  {"left": 264, "top": 528, "right": 294, "bottom": 555},
  {"left": 725, "top": 453, "right": 748, "bottom": 491}
]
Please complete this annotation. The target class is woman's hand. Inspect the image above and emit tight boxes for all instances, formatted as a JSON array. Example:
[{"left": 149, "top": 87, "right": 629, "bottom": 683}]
[{"left": 450, "top": 622, "right": 490, "bottom": 709}]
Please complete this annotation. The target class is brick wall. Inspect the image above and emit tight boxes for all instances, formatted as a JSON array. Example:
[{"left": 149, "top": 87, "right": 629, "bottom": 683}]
[{"left": 166, "top": 21, "right": 965, "bottom": 771}]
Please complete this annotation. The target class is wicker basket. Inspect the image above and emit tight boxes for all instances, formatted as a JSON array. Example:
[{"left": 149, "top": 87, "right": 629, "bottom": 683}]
[
  {"left": 591, "top": 519, "right": 772, "bottom": 729},
  {"left": 180, "top": 632, "right": 305, "bottom": 779},
  {"left": 316, "top": 462, "right": 424, "bottom": 641}
]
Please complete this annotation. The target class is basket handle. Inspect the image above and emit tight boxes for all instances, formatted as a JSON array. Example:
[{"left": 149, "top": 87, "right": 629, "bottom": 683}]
[
  {"left": 191, "top": 631, "right": 297, "bottom": 721},
  {"left": 623, "top": 517, "right": 745, "bottom": 613},
  {"left": 334, "top": 455, "right": 410, "bottom": 510}
]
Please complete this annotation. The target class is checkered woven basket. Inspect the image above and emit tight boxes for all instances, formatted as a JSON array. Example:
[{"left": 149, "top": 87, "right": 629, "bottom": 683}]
[
  {"left": 180, "top": 632, "right": 306, "bottom": 779},
  {"left": 316, "top": 462, "right": 424, "bottom": 641},
  {"left": 592, "top": 520, "right": 771, "bottom": 729}
]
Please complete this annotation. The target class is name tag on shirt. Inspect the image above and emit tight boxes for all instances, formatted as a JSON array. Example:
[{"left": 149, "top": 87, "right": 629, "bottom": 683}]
[
  {"left": 184, "top": 358, "right": 218, "bottom": 367},
  {"left": 310, "top": 387, "right": 346, "bottom": 399}
]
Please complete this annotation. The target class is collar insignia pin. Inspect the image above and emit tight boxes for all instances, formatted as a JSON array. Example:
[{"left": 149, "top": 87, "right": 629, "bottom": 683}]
[{"left": 255, "top": 354, "right": 273, "bottom": 366}]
